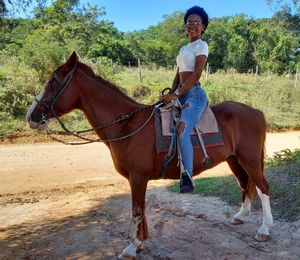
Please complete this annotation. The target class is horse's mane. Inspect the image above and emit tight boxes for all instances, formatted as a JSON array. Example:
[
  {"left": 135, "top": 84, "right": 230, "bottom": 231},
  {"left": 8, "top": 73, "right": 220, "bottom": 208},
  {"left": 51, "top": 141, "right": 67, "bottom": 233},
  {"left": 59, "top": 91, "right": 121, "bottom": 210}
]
[{"left": 77, "top": 61, "right": 138, "bottom": 104}]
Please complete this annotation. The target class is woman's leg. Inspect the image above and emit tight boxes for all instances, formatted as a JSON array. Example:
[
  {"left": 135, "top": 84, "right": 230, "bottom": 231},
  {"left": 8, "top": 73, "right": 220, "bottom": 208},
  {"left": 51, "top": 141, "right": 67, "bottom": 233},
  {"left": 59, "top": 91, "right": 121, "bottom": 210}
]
[{"left": 178, "top": 85, "right": 208, "bottom": 177}]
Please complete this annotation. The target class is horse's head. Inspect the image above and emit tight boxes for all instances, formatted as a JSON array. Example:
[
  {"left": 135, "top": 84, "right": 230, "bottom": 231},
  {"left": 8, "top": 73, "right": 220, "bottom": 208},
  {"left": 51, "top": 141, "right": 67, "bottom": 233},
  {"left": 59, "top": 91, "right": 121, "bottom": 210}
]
[{"left": 27, "top": 51, "right": 80, "bottom": 131}]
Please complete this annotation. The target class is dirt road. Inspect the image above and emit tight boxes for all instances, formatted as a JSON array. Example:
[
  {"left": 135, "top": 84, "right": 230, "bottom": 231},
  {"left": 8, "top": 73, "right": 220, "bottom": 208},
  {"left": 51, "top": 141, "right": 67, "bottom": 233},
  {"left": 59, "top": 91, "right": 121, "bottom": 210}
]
[{"left": 0, "top": 132, "right": 299, "bottom": 259}]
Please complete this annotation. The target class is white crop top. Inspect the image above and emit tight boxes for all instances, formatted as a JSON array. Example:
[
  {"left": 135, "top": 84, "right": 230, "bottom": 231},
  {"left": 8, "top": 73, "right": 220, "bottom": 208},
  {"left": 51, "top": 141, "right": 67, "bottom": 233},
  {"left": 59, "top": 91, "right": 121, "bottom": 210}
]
[{"left": 176, "top": 39, "right": 209, "bottom": 72}]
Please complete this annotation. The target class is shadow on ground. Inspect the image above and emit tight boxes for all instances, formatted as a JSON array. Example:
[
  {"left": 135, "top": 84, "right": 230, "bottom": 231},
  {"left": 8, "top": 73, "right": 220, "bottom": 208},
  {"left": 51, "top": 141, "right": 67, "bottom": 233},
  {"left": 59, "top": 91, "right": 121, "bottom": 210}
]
[{"left": 0, "top": 192, "right": 133, "bottom": 259}]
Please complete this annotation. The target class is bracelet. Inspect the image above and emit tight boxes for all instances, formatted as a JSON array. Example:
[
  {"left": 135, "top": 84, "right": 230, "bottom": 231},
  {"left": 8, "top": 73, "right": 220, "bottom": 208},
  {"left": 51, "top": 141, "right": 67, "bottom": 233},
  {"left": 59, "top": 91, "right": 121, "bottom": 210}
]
[{"left": 174, "top": 89, "right": 181, "bottom": 97}]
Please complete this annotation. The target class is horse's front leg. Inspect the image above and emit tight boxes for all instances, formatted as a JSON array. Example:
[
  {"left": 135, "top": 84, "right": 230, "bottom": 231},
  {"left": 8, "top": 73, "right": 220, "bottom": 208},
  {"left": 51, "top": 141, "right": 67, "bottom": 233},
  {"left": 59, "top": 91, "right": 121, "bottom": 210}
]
[{"left": 118, "top": 175, "right": 148, "bottom": 259}]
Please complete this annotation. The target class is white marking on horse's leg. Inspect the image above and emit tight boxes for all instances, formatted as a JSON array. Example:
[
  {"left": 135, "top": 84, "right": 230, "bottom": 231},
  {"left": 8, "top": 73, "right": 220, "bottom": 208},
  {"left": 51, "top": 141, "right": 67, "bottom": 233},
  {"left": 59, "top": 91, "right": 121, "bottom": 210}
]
[
  {"left": 118, "top": 216, "right": 143, "bottom": 259},
  {"left": 231, "top": 196, "right": 251, "bottom": 224},
  {"left": 256, "top": 187, "right": 273, "bottom": 236},
  {"left": 26, "top": 88, "right": 45, "bottom": 121}
]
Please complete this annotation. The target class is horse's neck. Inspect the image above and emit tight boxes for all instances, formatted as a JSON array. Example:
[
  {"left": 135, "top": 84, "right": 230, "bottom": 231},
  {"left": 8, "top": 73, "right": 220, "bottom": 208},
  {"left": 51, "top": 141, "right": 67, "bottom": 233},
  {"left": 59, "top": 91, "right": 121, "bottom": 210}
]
[{"left": 77, "top": 74, "right": 141, "bottom": 140}]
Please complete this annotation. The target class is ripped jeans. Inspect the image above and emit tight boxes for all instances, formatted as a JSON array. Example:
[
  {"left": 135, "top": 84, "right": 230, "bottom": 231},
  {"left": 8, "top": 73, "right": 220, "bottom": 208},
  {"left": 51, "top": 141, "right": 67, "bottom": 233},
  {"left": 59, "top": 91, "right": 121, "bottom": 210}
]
[{"left": 178, "top": 83, "right": 208, "bottom": 177}]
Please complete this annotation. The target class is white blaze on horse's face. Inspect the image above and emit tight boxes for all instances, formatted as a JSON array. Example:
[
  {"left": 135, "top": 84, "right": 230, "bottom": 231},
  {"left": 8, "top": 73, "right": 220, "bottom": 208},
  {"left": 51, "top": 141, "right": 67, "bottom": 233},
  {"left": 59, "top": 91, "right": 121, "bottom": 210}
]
[
  {"left": 27, "top": 87, "right": 56, "bottom": 131},
  {"left": 27, "top": 87, "right": 45, "bottom": 130}
]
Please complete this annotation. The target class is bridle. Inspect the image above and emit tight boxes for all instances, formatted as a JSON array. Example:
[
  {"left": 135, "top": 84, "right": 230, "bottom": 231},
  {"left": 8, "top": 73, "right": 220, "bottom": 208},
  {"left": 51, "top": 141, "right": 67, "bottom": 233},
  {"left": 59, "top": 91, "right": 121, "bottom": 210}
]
[
  {"left": 36, "top": 67, "right": 76, "bottom": 120},
  {"left": 34, "top": 65, "right": 160, "bottom": 145}
]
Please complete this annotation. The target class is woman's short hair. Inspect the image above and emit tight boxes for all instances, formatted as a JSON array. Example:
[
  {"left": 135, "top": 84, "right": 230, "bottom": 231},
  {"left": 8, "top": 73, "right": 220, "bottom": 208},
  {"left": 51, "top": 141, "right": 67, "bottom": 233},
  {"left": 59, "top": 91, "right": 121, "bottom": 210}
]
[{"left": 184, "top": 6, "right": 209, "bottom": 32}]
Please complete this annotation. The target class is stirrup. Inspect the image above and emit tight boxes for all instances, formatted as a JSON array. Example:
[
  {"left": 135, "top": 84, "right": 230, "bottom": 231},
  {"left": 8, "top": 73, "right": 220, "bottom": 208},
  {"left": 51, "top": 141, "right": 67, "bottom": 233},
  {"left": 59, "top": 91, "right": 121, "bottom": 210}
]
[{"left": 201, "top": 156, "right": 213, "bottom": 168}]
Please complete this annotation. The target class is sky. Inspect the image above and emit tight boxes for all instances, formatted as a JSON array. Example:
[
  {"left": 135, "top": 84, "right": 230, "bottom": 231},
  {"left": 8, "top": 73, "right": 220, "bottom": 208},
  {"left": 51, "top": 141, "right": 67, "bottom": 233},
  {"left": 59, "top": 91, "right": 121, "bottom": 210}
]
[
  {"left": 85, "top": 0, "right": 284, "bottom": 32},
  {"left": 16, "top": 0, "right": 294, "bottom": 32}
]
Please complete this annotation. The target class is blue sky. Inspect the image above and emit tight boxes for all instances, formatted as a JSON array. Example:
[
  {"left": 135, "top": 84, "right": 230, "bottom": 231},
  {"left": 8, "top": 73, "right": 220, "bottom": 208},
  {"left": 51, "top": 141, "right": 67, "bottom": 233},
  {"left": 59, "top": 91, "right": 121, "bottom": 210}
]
[
  {"left": 86, "top": 0, "right": 282, "bottom": 32},
  {"left": 17, "top": 0, "right": 294, "bottom": 32}
]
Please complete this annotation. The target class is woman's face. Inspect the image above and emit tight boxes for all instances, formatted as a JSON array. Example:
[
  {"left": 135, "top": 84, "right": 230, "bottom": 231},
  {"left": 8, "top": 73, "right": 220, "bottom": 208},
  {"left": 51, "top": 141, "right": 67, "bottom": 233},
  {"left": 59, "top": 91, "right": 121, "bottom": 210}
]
[{"left": 185, "top": 14, "right": 205, "bottom": 41}]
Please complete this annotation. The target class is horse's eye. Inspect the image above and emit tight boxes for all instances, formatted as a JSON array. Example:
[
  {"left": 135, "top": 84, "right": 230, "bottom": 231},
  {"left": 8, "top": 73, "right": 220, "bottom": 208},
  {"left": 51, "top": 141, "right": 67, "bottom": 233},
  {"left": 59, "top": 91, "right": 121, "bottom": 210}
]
[
  {"left": 47, "top": 80, "right": 56, "bottom": 91},
  {"left": 45, "top": 83, "right": 51, "bottom": 90}
]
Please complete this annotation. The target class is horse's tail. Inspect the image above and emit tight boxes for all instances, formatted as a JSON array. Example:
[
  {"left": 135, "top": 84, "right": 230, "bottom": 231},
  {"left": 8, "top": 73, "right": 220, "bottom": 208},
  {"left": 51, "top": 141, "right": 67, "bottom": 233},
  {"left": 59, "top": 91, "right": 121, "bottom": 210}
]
[{"left": 247, "top": 108, "right": 266, "bottom": 200}]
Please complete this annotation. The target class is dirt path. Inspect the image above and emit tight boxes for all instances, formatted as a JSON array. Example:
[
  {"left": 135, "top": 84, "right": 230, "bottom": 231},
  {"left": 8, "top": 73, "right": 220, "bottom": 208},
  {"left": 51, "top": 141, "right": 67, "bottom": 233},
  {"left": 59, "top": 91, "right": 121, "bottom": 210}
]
[{"left": 0, "top": 132, "right": 299, "bottom": 259}]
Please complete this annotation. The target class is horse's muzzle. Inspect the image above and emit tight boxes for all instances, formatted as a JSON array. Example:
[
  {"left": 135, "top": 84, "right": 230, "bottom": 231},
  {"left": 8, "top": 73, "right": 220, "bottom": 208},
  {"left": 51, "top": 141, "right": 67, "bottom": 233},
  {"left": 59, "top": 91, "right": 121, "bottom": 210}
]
[{"left": 27, "top": 117, "right": 47, "bottom": 131}]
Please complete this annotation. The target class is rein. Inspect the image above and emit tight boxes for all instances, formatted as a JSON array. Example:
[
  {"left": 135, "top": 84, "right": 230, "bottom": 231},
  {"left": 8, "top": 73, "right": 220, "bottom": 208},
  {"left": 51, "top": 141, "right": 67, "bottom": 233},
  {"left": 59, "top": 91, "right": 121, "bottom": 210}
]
[
  {"left": 46, "top": 105, "right": 157, "bottom": 145},
  {"left": 37, "top": 65, "right": 162, "bottom": 145}
]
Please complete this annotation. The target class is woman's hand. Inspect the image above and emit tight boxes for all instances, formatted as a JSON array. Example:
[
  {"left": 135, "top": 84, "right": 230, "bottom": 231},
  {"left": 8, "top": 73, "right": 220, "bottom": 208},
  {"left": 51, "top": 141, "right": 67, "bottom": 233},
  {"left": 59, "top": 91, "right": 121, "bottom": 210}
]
[{"left": 159, "top": 93, "right": 179, "bottom": 104}]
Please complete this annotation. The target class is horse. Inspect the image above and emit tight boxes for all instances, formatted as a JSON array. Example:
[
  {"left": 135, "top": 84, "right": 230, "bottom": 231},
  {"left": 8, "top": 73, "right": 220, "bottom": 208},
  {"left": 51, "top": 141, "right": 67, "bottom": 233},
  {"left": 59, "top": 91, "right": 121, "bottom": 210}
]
[{"left": 27, "top": 52, "right": 273, "bottom": 259}]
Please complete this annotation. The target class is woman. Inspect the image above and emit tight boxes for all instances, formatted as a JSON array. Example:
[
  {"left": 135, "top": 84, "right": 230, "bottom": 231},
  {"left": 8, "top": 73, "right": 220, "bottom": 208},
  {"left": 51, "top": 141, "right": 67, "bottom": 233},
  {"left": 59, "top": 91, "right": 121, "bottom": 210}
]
[{"left": 160, "top": 6, "right": 209, "bottom": 193}]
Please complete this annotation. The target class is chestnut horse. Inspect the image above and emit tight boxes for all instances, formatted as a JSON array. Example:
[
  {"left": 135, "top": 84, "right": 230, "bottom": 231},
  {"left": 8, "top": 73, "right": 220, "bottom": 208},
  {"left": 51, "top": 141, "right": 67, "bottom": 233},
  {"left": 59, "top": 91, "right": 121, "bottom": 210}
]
[{"left": 27, "top": 52, "right": 273, "bottom": 259}]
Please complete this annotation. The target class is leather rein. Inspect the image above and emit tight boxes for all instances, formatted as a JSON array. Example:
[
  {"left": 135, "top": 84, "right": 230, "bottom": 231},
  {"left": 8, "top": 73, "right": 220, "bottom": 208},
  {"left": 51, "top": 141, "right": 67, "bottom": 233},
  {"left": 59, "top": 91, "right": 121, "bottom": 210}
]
[{"left": 35, "top": 65, "right": 159, "bottom": 145}]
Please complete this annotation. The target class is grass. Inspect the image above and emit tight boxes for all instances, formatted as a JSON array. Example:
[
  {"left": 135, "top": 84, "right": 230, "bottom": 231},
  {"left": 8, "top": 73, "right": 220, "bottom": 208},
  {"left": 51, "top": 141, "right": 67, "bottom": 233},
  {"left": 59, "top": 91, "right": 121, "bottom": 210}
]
[
  {"left": 0, "top": 117, "right": 28, "bottom": 139},
  {"left": 169, "top": 174, "right": 240, "bottom": 205},
  {"left": 168, "top": 149, "right": 300, "bottom": 222},
  {"left": 202, "top": 72, "right": 300, "bottom": 130},
  {"left": 1, "top": 63, "right": 300, "bottom": 138}
]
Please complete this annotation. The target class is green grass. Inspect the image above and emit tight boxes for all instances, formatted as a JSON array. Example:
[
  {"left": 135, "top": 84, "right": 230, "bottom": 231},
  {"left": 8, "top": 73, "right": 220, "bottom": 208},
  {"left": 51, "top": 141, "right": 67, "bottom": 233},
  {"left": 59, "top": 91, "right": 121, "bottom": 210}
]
[
  {"left": 169, "top": 175, "right": 241, "bottom": 205},
  {"left": 203, "top": 72, "right": 300, "bottom": 130},
  {"left": 1, "top": 62, "right": 300, "bottom": 138},
  {"left": 168, "top": 149, "right": 300, "bottom": 221},
  {"left": 0, "top": 116, "right": 28, "bottom": 138}
]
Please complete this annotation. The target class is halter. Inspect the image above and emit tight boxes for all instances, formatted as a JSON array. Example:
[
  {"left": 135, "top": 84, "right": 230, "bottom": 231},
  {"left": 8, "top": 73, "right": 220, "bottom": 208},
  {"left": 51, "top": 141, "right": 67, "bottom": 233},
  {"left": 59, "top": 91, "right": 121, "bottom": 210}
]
[{"left": 35, "top": 65, "right": 159, "bottom": 145}]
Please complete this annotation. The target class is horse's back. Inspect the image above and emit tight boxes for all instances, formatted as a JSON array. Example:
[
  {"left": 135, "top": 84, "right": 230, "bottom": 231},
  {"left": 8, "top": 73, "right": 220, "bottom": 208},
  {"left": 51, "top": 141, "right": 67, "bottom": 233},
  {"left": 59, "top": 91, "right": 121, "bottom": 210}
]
[
  {"left": 211, "top": 101, "right": 266, "bottom": 148},
  {"left": 212, "top": 100, "right": 266, "bottom": 129}
]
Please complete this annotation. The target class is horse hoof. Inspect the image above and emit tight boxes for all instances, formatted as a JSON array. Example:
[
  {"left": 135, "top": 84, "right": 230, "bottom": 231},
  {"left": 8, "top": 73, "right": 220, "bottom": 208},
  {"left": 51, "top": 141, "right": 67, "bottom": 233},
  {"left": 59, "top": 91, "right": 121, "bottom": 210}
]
[
  {"left": 231, "top": 218, "right": 244, "bottom": 225},
  {"left": 117, "top": 247, "right": 136, "bottom": 260},
  {"left": 117, "top": 253, "right": 135, "bottom": 260},
  {"left": 136, "top": 242, "right": 143, "bottom": 252},
  {"left": 255, "top": 233, "right": 269, "bottom": 242}
]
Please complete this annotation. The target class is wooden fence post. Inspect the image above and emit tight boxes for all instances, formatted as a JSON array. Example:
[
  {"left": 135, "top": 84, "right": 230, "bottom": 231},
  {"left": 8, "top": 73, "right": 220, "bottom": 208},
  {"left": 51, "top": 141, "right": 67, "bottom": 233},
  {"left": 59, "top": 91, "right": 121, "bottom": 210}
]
[
  {"left": 206, "top": 63, "right": 209, "bottom": 80},
  {"left": 255, "top": 65, "right": 259, "bottom": 85},
  {"left": 138, "top": 58, "right": 142, "bottom": 84},
  {"left": 295, "top": 68, "right": 299, "bottom": 88}
]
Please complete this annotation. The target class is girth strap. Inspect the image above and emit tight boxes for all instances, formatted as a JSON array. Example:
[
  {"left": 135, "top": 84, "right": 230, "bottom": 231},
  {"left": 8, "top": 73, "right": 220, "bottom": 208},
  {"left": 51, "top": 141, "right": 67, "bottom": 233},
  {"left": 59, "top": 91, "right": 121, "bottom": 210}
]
[
  {"left": 161, "top": 125, "right": 177, "bottom": 177},
  {"left": 161, "top": 107, "right": 179, "bottom": 177}
]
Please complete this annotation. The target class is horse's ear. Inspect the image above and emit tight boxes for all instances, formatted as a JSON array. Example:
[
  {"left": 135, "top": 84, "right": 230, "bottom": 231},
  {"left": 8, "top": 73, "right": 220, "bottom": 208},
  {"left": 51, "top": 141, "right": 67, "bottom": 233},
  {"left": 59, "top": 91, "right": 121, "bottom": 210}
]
[{"left": 64, "top": 51, "right": 78, "bottom": 71}]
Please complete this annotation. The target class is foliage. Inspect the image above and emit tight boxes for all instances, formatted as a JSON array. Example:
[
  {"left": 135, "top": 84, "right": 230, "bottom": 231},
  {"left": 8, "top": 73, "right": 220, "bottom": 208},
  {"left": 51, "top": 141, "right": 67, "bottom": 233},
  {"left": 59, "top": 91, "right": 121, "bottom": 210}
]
[
  {"left": 0, "top": 0, "right": 300, "bottom": 137},
  {"left": 1, "top": 60, "right": 299, "bottom": 137},
  {"left": 202, "top": 72, "right": 300, "bottom": 130},
  {"left": 263, "top": 149, "right": 300, "bottom": 220},
  {"left": 268, "top": 148, "right": 300, "bottom": 166},
  {"left": 0, "top": 52, "right": 39, "bottom": 120},
  {"left": 1, "top": 1, "right": 299, "bottom": 74}
]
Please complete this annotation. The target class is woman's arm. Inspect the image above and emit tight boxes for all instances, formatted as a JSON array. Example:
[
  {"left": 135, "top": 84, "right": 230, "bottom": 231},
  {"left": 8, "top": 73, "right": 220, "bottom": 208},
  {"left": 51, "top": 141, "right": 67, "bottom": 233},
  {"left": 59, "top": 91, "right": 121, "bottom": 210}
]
[
  {"left": 171, "top": 68, "right": 180, "bottom": 93},
  {"left": 176, "top": 55, "right": 207, "bottom": 96},
  {"left": 160, "top": 55, "right": 207, "bottom": 103}
]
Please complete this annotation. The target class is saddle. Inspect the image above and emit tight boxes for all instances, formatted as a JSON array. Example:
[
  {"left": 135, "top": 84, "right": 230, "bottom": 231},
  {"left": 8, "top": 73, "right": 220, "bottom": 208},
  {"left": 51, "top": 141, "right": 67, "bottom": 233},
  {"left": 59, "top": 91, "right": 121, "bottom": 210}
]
[
  {"left": 160, "top": 104, "right": 219, "bottom": 136},
  {"left": 155, "top": 101, "right": 224, "bottom": 177}
]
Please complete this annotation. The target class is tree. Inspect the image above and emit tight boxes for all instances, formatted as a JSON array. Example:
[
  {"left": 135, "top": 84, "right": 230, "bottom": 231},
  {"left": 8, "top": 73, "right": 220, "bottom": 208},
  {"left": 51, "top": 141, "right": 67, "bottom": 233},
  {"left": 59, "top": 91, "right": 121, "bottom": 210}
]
[
  {"left": 266, "top": 0, "right": 300, "bottom": 14},
  {"left": 20, "top": 29, "right": 65, "bottom": 81},
  {"left": 224, "top": 34, "right": 248, "bottom": 71},
  {"left": 125, "top": 11, "right": 186, "bottom": 67},
  {"left": 0, "top": 0, "right": 46, "bottom": 18},
  {"left": 225, "top": 15, "right": 256, "bottom": 72},
  {"left": 204, "top": 17, "right": 232, "bottom": 71}
]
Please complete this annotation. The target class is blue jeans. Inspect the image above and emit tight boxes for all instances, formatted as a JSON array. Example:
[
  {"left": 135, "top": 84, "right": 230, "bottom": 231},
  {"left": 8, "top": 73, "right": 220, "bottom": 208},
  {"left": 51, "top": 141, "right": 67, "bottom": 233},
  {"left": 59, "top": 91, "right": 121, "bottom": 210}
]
[{"left": 178, "top": 83, "right": 208, "bottom": 176}]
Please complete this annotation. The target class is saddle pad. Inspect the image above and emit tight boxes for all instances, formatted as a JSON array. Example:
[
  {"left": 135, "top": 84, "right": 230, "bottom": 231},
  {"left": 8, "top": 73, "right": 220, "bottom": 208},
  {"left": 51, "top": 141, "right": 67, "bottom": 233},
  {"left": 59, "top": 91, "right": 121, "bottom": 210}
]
[
  {"left": 161, "top": 105, "right": 219, "bottom": 136},
  {"left": 155, "top": 109, "right": 224, "bottom": 153}
]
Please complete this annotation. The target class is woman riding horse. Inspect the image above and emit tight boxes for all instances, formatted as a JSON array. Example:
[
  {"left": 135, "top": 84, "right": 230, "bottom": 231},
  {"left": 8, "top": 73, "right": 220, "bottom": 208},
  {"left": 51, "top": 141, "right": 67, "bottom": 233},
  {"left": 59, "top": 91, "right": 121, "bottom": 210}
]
[{"left": 27, "top": 22, "right": 273, "bottom": 260}]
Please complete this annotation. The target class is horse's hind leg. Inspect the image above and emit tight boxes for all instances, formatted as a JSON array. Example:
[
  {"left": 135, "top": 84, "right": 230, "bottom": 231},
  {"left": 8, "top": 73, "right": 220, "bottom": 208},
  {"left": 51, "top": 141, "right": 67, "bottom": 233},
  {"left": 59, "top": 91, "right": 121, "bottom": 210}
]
[
  {"left": 118, "top": 176, "right": 148, "bottom": 259},
  {"left": 255, "top": 185, "right": 273, "bottom": 241},
  {"left": 227, "top": 155, "right": 252, "bottom": 224},
  {"left": 237, "top": 153, "right": 273, "bottom": 241}
]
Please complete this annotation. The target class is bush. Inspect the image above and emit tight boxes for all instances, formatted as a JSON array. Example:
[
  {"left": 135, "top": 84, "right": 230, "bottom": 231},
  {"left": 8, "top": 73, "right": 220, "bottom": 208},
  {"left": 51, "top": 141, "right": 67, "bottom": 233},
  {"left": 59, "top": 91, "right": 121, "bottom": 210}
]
[
  {"left": 268, "top": 149, "right": 299, "bottom": 167},
  {"left": 0, "top": 53, "right": 40, "bottom": 119}
]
